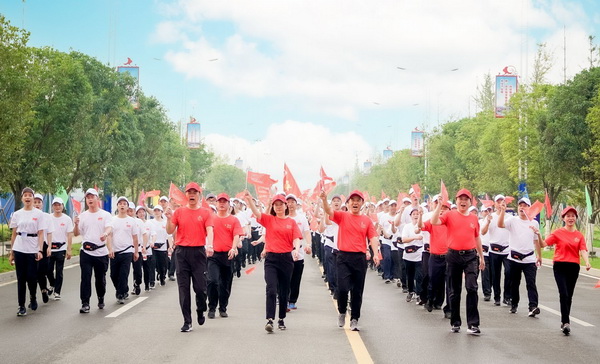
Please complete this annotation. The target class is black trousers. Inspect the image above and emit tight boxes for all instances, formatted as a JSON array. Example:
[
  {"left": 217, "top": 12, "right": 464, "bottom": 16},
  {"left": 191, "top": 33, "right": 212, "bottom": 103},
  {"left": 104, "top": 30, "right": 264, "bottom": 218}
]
[
  {"left": 168, "top": 248, "right": 177, "bottom": 277},
  {"left": 110, "top": 252, "right": 133, "bottom": 298},
  {"left": 48, "top": 250, "right": 66, "bottom": 294},
  {"left": 142, "top": 255, "right": 155, "bottom": 288},
  {"left": 289, "top": 259, "right": 305, "bottom": 304},
  {"left": 420, "top": 252, "right": 430, "bottom": 302},
  {"left": 481, "top": 255, "right": 491, "bottom": 296},
  {"left": 509, "top": 260, "right": 538, "bottom": 309},
  {"left": 337, "top": 251, "right": 368, "bottom": 320},
  {"left": 324, "top": 246, "right": 338, "bottom": 292},
  {"left": 175, "top": 246, "right": 208, "bottom": 325},
  {"left": 397, "top": 248, "right": 407, "bottom": 287},
  {"left": 428, "top": 254, "right": 447, "bottom": 308},
  {"left": 391, "top": 249, "right": 401, "bottom": 279},
  {"left": 132, "top": 252, "right": 143, "bottom": 287},
  {"left": 264, "top": 252, "right": 294, "bottom": 320},
  {"left": 14, "top": 251, "right": 38, "bottom": 307},
  {"left": 405, "top": 260, "right": 423, "bottom": 294},
  {"left": 553, "top": 261, "right": 580, "bottom": 324},
  {"left": 37, "top": 242, "right": 49, "bottom": 291},
  {"left": 446, "top": 249, "right": 480, "bottom": 328},
  {"left": 154, "top": 250, "right": 168, "bottom": 282},
  {"left": 490, "top": 252, "right": 511, "bottom": 301},
  {"left": 207, "top": 252, "right": 233, "bottom": 312},
  {"left": 79, "top": 251, "right": 109, "bottom": 304},
  {"left": 250, "top": 230, "right": 261, "bottom": 262}
]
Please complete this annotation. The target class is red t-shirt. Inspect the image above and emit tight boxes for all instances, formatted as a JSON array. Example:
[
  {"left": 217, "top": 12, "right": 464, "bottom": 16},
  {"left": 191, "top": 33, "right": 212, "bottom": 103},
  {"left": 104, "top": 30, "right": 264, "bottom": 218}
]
[
  {"left": 213, "top": 215, "right": 244, "bottom": 252},
  {"left": 545, "top": 228, "right": 587, "bottom": 264},
  {"left": 331, "top": 211, "right": 378, "bottom": 253},
  {"left": 422, "top": 221, "right": 448, "bottom": 255},
  {"left": 258, "top": 214, "right": 302, "bottom": 253},
  {"left": 439, "top": 211, "right": 479, "bottom": 250},
  {"left": 171, "top": 207, "right": 214, "bottom": 247}
]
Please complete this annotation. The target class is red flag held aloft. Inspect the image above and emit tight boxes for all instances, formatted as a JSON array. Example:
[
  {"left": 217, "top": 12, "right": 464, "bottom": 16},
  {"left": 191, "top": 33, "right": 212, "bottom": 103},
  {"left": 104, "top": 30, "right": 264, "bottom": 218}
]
[
  {"left": 525, "top": 201, "right": 544, "bottom": 221},
  {"left": 137, "top": 190, "right": 147, "bottom": 206},
  {"left": 440, "top": 180, "right": 448, "bottom": 204},
  {"left": 320, "top": 166, "right": 333, "bottom": 182},
  {"left": 169, "top": 183, "right": 187, "bottom": 206},
  {"left": 283, "top": 163, "right": 302, "bottom": 197},
  {"left": 72, "top": 198, "right": 81, "bottom": 214},
  {"left": 544, "top": 191, "right": 553, "bottom": 218},
  {"left": 410, "top": 184, "right": 421, "bottom": 199},
  {"left": 247, "top": 171, "right": 278, "bottom": 187}
]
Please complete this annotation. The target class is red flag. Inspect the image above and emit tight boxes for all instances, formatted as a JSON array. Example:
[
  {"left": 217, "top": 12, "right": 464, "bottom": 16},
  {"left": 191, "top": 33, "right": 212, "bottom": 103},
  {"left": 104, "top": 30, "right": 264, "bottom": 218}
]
[
  {"left": 255, "top": 185, "right": 272, "bottom": 206},
  {"left": 137, "top": 189, "right": 147, "bottom": 206},
  {"left": 479, "top": 198, "right": 494, "bottom": 208},
  {"left": 544, "top": 191, "right": 553, "bottom": 218},
  {"left": 169, "top": 183, "right": 187, "bottom": 206},
  {"left": 235, "top": 191, "right": 245, "bottom": 199},
  {"left": 340, "top": 194, "right": 346, "bottom": 202},
  {"left": 505, "top": 196, "right": 515, "bottom": 205},
  {"left": 595, "top": 280, "right": 600, "bottom": 288},
  {"left": 283, "top": 163, "right": 302, "bottom": 196},
  {"left": 245, "top": 266, "right": 256, "bottom": 275},
  {"left": 247, "top": 171, "right": 277, "bottom": 187},
  {"left": 397, "top": 192, "right": 408, "bottom": 203},
  {"left": 410, "top": 184, "right": 421, "bottom": 199},
  {"left": 320, "top": 166, "right": 333, "bottom": 182},
  {"left": 145, "top": 190, "right": 160, "bottom": 198},
  {"left": 381, "top": 190, "right": 387, "bottom": 200},
  {"left": 94, "top": 184, "right": 102, "bottom": 208},
  {"left": 525, "top": 201, "right": 544, "bottom": 221},
  {"left": 72, "top": 198, "right": 81, "bottom": 214},
  {"left": 440, "top": 180, "right": 448, "bottom": 204}
]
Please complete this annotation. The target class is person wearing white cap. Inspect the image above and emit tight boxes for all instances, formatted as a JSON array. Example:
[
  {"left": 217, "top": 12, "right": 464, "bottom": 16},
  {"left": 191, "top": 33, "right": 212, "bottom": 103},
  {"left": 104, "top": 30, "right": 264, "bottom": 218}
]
[
  {"left": 74, "top": 188, "right": 114, "bottom": 313},
  {"left": 481, "top": 194, "right": 512, "bottom": 306},
  {"left": 128, "top": 201, "right": 144, "bottom": 295},
  {"left": 110, "top": 197, "right": 140, "bottom": 304},
  {"left": 286, "top": 194, "right": 312, "bottom": 311},
  {"left": 479, "top": 206, "right": 492, "bottom": 301},
  {"left": 387, "top": 201, "right": 402, "bottom": 286},
  {"left": 150, "top": 205, "right": 170, "bottom": 286},
  {"left": 497, "top": 197, "right": 542, "bottom": 316},
  {"left": 9, "top": 187, "right": 48, "bottom": 316},
  {"left": 322, "top": 195, "right": 342, "bottom": 298},
  {"left": 136, "top": 205, "right": 155, "bottom": 291},
  {"left": 48, "top": 197, "right": 74, "bottom": 300},
  {"left": 401, "top": 207, "right": 424, "bottom": 303},
  {"left": 393, "top": 195, "right": 417, "bottom": 292},
  {"left": 33, "top": 193, "right": 55, "bottom": 304},
  {"left": 378, "top": 199, "right": 395, "bottom": 284}
]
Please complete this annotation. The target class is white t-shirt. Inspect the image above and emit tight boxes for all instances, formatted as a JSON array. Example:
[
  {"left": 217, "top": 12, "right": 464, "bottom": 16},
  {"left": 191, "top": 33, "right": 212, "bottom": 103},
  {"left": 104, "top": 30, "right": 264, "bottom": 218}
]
[
  {"left": 111, "top": 216, "right": 139, "bottom": 254},
  {"left": 401, "top": 222, "right": 423, "bottom": 262},
  {"left": 379, "top": 212, "right": 393, "bottom": 247},
  {"left": 50, "top": 214, "right": 74, "bottom": 252},
  {"left": 150, "top": 218, "right": 169, "bottom": 251},
  {"left": 291, "top": 213, "right": 310, "bottom": 261},
  {"left": 323, "top": 218, "right": 339, "bottom": 249},
  {"left": 488, "top": 212, "right": 510, "bottom": 255},
  {"left": 420, "top": 211, "right": 432, "bottom": 253},
  {"left": 136, "top": 218, "right": 152, "bottom": 256},
  {"left": 78, "top": 209, "right": 113, "bottom": 257},
  {"left": 40, "top": 211, "right": 55, "bottom": 244},
  {"left": 398, "top": 205, "right": 417, "bottom": 249},
  {"left": 10, "top": 208, "right": 48, "bottom": 254},
  {"left": 235, "top": 211, "right": 250, "bottom": 238},
  {"left": 479, "top": 218, "right": 490, "bottom": 257},
  {"left": 504, "top": 216, "right": 539, "bottom": 264}
]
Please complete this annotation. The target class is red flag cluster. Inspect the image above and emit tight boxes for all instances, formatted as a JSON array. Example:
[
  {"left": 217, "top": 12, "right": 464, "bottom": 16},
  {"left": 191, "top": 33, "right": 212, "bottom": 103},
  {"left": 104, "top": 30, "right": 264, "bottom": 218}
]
[{"left": 246, "top": 171, "right": 278, "bottom": 206}]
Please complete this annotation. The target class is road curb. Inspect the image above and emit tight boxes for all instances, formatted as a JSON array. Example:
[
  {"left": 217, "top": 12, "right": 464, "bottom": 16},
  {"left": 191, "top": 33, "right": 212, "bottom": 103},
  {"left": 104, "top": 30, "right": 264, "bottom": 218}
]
[
  {"left": 0, "top": 255, "right": 80, "bottom": 285},
  {"left": 541, "top": 257, "right": 600, "bottom": 278}
]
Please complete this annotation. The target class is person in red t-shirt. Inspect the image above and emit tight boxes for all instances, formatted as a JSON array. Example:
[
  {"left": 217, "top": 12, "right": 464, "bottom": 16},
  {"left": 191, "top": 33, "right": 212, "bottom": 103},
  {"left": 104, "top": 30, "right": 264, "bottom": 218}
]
[
  {"left": 539, "top": 206, "right": 591, "bottom": 336},
  {"left": 244, "top": 191, "right": 301, "bottom": 333},
  {"left": 165, "top": 182, "right": 214, "bottom": 333},
  {"left": 432, "top": 188, "right": 485, "bottom": 335},
  {"left": 320, "top": 189, "right": 380, "bottom": 332},
  {"left": 207, "top": 193, "right": 243, "bottom": 320}
]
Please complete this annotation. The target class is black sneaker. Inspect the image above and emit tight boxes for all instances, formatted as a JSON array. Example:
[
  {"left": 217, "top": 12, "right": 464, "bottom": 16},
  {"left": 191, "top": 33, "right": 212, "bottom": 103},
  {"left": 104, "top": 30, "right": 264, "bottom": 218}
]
[
  {"left": 278, "top": 319, "right": 286, "bottom": 330},
  {"left": 160, "top": 279, "right": 166, "bottom": 286},
  {"left": 98, "top": 297, "right": 105, "bottom": 309},
  {"left": 484, "top": 295, "right": 491, "bottom": 302},
  {"left": 17, "top": 306, "right": 26, "bottom": 316},
  {"left": 425, "top": 301, "right": 433, "bottom": 312},
  {"left": 133, "top": 285, "right": 141, "bottom": 295},
  {"left": 444, "top": 311, "right": 452, "bottom": 319},
  {"left": 219, "top": 311, "right": 228, "bottom": 318},
  {"left": 406, "top": 292, "right": 414, "bottom": 302},
  {"left": 502, "top": 298, "right": 511, "bottom": 306},
  {"left": 181, "top": 323, "right": 192, "bottom": 332},
  {"left": 510, "top": 306, "right": 517, "bottom": 314},
  {"left": 150, "top": 283, "right": 155, "bottom": 290},
  {"left": 451, "top": 325, "right": 460, "bottom": 333},
  {"left": 402, "top": 288, "right": 408, "bottom": 293},
  {"left": 47, "top": 286, "right": 54, "bottom": 295},
  {"left": 42, "top": 290, "right": 49, "bottom": 303},
  {"left": 467, "top": 326, "right": 481, "bottom": 335},
  {"left": 80, "top": 304, "right": 90, "bottom": 313},
  {"left": 169, "top": 276, "right": 175, "bottom": 281},
  {"left": 265, "top": 319, "right": 274, "bottom": 333},
  {"left": 528, "top": 307, "right": 541, "bottom": 317},
  {"left": 208, "top": 310, "right": 216, "bottom": 319},
  {"left": 29, "top": 299, "right": 38, "bottom": 311},
  {"left": 494, "top": 300, "right": 501, "bottom": 306},
  {"left": 197, "top": 311, "right": 206, "bottom": 326},
  {"left": 561, "top": 323, "right": 570, "bottom": 336}
]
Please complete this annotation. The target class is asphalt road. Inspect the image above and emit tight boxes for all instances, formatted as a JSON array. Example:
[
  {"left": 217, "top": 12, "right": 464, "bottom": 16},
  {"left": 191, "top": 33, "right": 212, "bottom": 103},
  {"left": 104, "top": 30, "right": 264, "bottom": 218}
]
[{"left": 0, "top": 256, "right": 599, "bottom": 363}]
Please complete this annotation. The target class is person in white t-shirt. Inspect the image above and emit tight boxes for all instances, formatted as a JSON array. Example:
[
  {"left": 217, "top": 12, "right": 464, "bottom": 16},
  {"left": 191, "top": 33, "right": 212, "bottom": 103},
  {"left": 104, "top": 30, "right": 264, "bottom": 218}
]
[
  {"left": 48, "top": 197, "right": 74, "bottom": 300},
  {"left": 498, "top": 197, "right": 542, "bottom": 317},
  {"left": 479, "top": 206, "right": 492, "bottom": 301},
  {"left": 135, "top": 205, "right": 154, "bottom": 291},
  {"left": 286, "top": 194, "right": 312, "bottom": 310},
  {"left": 33, "top": 193, "right": 55, "bottom": 304},
  {"left": 401, "top": 207, "right": 424, "bottom": 303},
  {"left": 150, "top": 205, "right": 170, "bottom": 286},
  {"left": 73, "top": 188, "right": 113, "bottom": 314},
  {"left": 9, "top": 187, "right": 48, "bottom": 316},
  {"left": 110, "top": 197, "right": 140, "bottom": 303},
  {"left": 322, "top": 195, "right": 341, "bottom": 298}
]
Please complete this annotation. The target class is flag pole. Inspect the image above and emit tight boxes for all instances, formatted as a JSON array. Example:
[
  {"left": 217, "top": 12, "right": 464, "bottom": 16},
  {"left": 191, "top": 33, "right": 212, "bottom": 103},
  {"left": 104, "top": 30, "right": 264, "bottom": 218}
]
[{"left": 245, "top": 169, "right": 249, "bottom": 190}]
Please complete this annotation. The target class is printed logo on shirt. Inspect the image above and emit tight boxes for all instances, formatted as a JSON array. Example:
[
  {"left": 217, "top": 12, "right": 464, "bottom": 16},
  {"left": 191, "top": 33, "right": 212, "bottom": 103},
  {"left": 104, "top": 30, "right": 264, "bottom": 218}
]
[
  {"left": 32, "top": 218, "right": 38, "bottom": 221},
  {"left": 470, "top": 223, "right": 476, "bottom": 230},
  {"left": 197, "top": 216, "right": 203, "bottom": 221},
  {"left": 286, "top": 224, "right": 292, "bottom": 229},
  {"left": 225, "top": 224, "right": 232, "bottom": 229},
  {"left": 126, "top": 224, "right": 131, "bottom": 228},
  {"left": 574, "top": 237, "right": 580, "bottom": 243},
  {"left": 60, "top": 223, "right": 65, "bottom": 227},
  {"left": 98, "top": 218, "right": 103, "bottom": 221}
]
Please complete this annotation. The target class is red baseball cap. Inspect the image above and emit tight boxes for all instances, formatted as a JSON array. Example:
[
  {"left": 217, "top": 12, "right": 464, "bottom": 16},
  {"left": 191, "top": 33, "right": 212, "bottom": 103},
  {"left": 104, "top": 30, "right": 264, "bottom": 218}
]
[
  {"left": 442, "top": 201, "right": 452, "bottom": 209},
  {"left": 346, "top": 190, "right": 365, "bottom": 202},
  {"left": 216, "top": 193, "right": 230, "bottom": 202},
  {"left": 455, "top": 188, "right": 473, "bottom": 200},
  {"left": 560, "top": 206, "right": 578, "bottom": 218},
  {"left": 185, "top": 182, "right": 201, "bottom": 192},
  {"left": 272, "top": 195, "right": 287, "bottom": 204}
]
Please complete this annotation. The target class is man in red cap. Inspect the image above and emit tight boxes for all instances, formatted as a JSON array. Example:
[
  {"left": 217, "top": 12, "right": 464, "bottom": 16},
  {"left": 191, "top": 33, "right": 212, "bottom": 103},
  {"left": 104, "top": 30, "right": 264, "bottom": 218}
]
[
  {"left": 320, "top": 189, "right": 380, "bottom": 332},
  {"left": 207, "top": 193, "right": 243, "bottom": 319},
  {"left": 431, "top": 188, "right": 485, "bottom": 335},
  {"left": 166, "top": 182, "right": 214, "bottom": 332}
]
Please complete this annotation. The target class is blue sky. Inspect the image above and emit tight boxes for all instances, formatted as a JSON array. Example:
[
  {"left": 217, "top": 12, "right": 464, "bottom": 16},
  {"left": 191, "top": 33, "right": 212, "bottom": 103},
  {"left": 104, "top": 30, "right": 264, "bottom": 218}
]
[{"left": 2, "top": 0, "right": 600, "bottom": 189}]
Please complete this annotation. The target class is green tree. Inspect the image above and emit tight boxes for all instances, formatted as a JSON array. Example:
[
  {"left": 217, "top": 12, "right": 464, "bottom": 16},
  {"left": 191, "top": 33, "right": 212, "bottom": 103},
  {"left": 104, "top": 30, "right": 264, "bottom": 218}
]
[{"left": 204, "top": 164, "right": 247, "bottom": 196}]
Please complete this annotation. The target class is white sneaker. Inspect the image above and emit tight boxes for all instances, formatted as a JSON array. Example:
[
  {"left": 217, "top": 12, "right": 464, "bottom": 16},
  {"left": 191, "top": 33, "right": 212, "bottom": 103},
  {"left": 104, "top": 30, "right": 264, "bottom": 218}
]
[
  {"left": 54, "top": 293, "right": 61, "bottom": 301},
  {"left": 350, "top": 319, "right": 359, "bottom": 331},
  {"left": 338, "top": 313, "right": 346, "bottom": 328}
]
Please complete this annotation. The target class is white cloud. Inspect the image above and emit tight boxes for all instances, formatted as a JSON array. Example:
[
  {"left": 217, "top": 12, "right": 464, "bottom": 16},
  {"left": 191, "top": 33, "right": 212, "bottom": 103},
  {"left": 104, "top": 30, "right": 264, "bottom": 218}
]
[
  {"left": 203, "top": 120, "right": 373, "bottom": 188},
  {"left": 154, "top": 0, "right": 595, "bottom": 121}
]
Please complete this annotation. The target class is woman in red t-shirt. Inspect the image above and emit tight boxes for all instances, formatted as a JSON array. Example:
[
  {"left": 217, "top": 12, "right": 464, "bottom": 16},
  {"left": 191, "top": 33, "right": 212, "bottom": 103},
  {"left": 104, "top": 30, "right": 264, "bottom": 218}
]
[
  {"left": 540, "top": 206, "right": 591, "bottom": 336},
  {"left": 244, "top": 191, "right": 301, "bottom": 333}
]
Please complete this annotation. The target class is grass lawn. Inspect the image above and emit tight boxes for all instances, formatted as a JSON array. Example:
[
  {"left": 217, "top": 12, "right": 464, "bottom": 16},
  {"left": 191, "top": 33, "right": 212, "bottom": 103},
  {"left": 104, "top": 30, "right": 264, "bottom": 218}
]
[
  {"left": 541, "top": 248, "right": 600, "bottom": 269},
  {"left": 0, "top": 243, "right": 81, "bottom": 273}
]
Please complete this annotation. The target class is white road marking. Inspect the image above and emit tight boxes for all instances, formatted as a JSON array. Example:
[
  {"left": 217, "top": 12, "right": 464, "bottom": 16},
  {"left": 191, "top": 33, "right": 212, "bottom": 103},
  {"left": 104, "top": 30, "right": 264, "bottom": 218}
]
[
  {"left": 538, "top": 304, "right": 595, "bottom": 327},
  {"left": 105, "top": 297, "right": 148, "bottom": 318}
]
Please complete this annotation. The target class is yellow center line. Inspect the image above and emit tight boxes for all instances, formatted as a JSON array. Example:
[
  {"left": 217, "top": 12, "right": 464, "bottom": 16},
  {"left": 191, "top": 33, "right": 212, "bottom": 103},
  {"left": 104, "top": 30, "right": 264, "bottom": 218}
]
[{"left": 320, "top": 265, "right": 374, "bottom": 364}]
